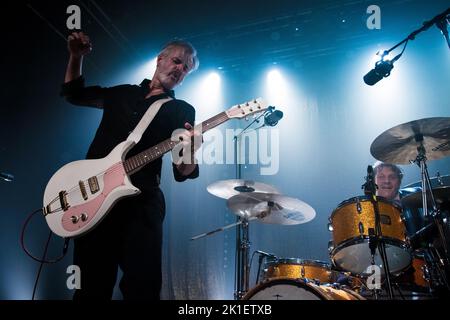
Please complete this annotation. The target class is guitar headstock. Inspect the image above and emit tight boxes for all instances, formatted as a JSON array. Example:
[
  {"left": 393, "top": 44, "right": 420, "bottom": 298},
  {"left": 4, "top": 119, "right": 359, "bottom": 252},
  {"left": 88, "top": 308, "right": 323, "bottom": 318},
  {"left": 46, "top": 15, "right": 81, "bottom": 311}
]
[{"left": 225, "top": 98, "right": 268, "bottom": 119}]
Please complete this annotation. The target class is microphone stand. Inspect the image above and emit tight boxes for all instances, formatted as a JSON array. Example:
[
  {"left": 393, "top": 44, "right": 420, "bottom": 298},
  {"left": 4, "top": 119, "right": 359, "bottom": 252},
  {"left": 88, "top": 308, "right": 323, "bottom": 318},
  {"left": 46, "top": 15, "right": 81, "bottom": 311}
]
[
  {"left": 363, "top": 166, "right": 394, "bottom": 299},
  {"left": 233, "top": 109, "right": 271, "bottom": 300},
  {"left": 381, "top": 8, "right": 450, "bottom": 57}
]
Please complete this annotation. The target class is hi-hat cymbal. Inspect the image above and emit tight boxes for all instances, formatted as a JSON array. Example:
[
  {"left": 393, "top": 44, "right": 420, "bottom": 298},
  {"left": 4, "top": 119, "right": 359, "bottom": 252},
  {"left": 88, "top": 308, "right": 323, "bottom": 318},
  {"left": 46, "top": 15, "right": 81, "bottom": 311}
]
[
  {"left": 400, "top": 174, "right": 450, "bottom": 208},
  {"left": 370, "top": 117, "right": 450, "bottom": 165},
  {"left": 207, "top": 179, "right": 279, "bottom": 200},
  {"left": 227, "top": 192, "right": 316, "bottom": 225}
]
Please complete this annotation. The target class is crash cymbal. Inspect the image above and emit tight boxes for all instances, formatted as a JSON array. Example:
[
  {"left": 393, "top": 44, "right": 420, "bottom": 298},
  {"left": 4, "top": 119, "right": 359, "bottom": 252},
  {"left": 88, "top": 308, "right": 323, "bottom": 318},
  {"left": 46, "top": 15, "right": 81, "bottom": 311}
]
[
  {"left": 370, "top": 117, "right": 450, "bottom": 164},
  {"left": 207, "top": 179, "right": 279, "bottom": 200},
  {"left": 227, "top": 192, "right": 316, "bottom": 225}
]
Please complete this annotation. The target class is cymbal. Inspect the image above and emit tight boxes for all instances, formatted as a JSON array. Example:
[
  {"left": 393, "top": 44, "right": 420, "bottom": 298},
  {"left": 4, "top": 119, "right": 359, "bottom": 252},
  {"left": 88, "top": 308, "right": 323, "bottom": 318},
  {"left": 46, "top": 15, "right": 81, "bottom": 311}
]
[
  {"left": 401, "top": 187, "right": 450, "bottom": 209},
  {"left": 403, "top": 174, "right": 450, "bottom": 189},
  {"left": 400, "top": 175, "right": 450, "bottom": 208},
  {"left": 227, "top": 192, "right": 316, "bottom": 225},
  {"left": 370, "top": 117, "right": 450, "bottom": 164},
  {"left": 207, "top": 179, "right": 279, "bottom": 200}
]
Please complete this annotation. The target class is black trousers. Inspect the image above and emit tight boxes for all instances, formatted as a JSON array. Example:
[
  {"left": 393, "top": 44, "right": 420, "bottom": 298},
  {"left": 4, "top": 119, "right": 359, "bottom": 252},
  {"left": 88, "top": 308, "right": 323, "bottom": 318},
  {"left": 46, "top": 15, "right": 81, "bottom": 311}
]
[{"left": 73, "top": 188, "right": 165, "bottom": 300}]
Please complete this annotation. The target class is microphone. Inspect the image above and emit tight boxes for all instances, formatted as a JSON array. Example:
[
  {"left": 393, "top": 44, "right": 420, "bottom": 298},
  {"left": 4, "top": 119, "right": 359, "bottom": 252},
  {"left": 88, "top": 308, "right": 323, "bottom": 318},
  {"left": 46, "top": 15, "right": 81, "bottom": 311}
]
[
  {"left": 264, "top": 108, "right": 283, "bottom": 127},
  {"left": 0, "top": 172, "right": 14, "bottom": 182},
  {"left": 367, "top": 165, "right": 374, "bottom": 178},
  {"left": 363, "top": 59, "right": 394, "bottom": 86},
  {"left": 255, "top": 250, "right": 277, "bottom": 258},
  {"left": 363, "top": 165, "right": 377, "bottom": 195}
]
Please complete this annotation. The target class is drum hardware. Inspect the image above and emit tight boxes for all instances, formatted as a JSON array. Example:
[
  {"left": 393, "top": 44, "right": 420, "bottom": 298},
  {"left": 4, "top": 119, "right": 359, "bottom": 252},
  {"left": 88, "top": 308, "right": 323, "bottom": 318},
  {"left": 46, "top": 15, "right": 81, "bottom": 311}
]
[
  {"left": 190, "top": 216, "right": 257, "bottom": 241},
  {"left": 201, "top": 178, "right": 316, "bottom": 299},
  {"left": 371, "top": 117, "right": 450, "bottom": 293},
  {"left": 226, "top": 190, "right": 316, "bottom": 298},
  {"left": 329, "top": 196, "right": 410, "bottom": 276},
  {"left": 254, "top": 250, "right": 277, "bottom": 286},
  {"left": 203, "top": 176, "right": 279, "bottom": 299},
  {"left": 425, "top": 243, "right": 450, "bottom": 291},
  {"left": 362, "top": 165, "right": 395, "bottom": 299},
  {"left": 230, "top": 108, "right": 282, "bottom": 300},
  {"left": 328, "top": 165, "right": 414, "bottom": 299}
]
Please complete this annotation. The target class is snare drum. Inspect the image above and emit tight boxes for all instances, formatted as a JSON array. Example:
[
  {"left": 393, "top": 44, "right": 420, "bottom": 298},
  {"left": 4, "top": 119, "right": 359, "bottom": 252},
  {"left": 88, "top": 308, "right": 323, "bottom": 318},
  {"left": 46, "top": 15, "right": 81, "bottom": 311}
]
[
  {"left": 262, "top": 258, "right": 336, "bottom": 283},
  {"left": 243, "top": 278, "right": 365, "bottom": 300},
  {"left": 329, "top": 196, "right": 411, "bottom": 275}
]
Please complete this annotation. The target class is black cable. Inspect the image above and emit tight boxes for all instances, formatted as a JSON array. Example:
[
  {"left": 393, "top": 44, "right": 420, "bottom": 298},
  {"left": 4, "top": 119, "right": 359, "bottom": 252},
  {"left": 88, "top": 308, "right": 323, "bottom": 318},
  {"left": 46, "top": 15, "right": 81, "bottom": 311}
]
[
  {"left": 20, "top": 208, "right": 69, "bottom": 264},
  {"left": 21, "top": 208, "right": 71, "bottom": 299},
  {"left": 391, "top": 40, "right": 409, "bottom": 63},
  {"left": 31, "top": 231, "right": 52, "bottom": 300}
]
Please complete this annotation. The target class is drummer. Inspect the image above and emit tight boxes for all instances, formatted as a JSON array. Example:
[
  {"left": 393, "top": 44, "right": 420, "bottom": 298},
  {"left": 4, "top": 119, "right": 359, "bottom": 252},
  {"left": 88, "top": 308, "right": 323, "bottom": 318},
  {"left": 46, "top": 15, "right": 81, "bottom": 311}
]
[{"left": 373, "top": 161, "right": 403, "bottom": 205}]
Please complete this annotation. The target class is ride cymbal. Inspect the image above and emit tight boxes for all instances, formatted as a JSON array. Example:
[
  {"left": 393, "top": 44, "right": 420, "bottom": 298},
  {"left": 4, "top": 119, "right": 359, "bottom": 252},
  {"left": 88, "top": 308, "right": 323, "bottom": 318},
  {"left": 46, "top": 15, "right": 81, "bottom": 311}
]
[{"left": 370, "top": 117, "right": 450, "bottom": 164}]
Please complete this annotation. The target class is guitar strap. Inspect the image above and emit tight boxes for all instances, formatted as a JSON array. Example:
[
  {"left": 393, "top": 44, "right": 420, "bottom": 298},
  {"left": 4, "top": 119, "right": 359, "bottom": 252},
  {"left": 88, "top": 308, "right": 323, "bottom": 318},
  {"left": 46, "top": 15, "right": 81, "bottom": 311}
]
[{"left": 126, "top": 97, "right": 173, "bottom": 144}]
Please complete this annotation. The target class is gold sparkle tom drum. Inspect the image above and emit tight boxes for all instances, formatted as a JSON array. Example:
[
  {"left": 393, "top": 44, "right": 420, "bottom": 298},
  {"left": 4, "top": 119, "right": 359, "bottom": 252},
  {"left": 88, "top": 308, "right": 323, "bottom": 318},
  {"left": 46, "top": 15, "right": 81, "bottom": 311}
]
[
  {"left": 262, "top": 258, "right": 335, "bottom": 283},
  {"left": 329, "top": 196, "right": 411, "bottom": 275}
]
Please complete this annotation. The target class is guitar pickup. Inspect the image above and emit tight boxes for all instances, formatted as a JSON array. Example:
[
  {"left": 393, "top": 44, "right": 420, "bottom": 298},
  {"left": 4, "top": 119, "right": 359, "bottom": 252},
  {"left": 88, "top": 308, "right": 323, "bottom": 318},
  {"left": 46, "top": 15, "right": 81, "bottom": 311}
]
[
  {"left": 59, "top": 191, "right": 70, "bottom": 211},
  {"left": 79, "top": 180, "right": 88, "bottom": 200},
  {"left": 88, "top": 176, "right": 100, "bottom": 194}
]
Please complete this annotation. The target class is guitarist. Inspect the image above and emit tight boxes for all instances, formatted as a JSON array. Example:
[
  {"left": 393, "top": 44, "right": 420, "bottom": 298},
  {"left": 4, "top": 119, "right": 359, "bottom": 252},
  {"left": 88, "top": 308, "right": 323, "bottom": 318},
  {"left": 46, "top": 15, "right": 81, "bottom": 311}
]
[{"left": 62, "top": 31, "right": 202, "bottom": 300}]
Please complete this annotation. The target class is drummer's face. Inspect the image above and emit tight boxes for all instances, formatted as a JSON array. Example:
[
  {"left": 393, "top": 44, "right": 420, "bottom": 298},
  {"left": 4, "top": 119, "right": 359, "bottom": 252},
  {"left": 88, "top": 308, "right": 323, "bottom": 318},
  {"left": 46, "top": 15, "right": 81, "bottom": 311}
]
[{"left": 375, "top": 167, "right": 401, "bottom": 200}]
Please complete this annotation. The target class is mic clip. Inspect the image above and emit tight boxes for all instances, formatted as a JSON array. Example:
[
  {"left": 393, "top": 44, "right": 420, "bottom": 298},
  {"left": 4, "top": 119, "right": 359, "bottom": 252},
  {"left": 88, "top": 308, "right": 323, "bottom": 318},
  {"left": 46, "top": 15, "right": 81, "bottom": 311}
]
[
  {"left": 362, "top": 166, "right": 377, "bottom": 196},
  {"left": 374, "top": 59, "right": 394, "bottom": 78}
]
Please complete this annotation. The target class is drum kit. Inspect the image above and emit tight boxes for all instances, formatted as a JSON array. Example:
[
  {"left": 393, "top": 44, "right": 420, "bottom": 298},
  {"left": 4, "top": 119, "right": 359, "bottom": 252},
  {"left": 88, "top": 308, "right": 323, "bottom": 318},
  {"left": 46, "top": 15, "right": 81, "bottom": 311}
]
[{"left": 192, "top": 117, "right": 450, "bottom": 300}]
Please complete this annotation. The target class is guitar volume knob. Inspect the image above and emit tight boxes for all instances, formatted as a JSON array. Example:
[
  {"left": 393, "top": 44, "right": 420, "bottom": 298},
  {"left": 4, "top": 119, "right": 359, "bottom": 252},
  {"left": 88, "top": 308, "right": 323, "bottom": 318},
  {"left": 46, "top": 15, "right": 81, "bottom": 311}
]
[{"left": 71, "top": 216, "right": 79, "bottom": 224}]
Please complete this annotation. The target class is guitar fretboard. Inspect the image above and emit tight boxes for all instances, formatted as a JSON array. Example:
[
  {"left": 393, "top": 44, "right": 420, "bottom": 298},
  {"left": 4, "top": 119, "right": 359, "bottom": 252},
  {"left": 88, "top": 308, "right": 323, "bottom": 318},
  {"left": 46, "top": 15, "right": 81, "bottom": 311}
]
[{"left": 123, "top": 111, "right": 228, "bottom": 174}]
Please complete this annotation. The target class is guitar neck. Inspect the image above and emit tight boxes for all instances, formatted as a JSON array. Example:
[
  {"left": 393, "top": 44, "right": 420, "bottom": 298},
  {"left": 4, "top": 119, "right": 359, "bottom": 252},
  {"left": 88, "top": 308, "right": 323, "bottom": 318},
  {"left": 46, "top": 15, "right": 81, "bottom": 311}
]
[{"left": 123, "top": 111, "right": 228, "bottom": 175}]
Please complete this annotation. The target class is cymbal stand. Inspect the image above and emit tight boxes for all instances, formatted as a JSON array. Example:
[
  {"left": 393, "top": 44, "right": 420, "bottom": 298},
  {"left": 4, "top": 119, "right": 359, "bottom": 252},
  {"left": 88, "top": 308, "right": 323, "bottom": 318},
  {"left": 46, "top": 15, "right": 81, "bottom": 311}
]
[
  {"left": 190, "top": 217, "right": 258, "bottom": 241},
  {"left": 233, "top": 110, "right": 269, "bottom": 300},
  {"left": 411, "top": 139, "right": 450, "bottom": 291},
  {"left": 363, "top": 165, "right": 394, "bottom": 299}
]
